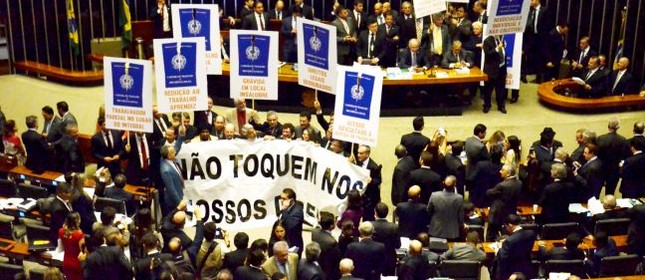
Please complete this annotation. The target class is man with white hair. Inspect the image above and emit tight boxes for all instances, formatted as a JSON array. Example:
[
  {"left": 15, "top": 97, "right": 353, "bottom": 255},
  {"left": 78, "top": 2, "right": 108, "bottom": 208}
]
[
  {"left": 261, "top": 241, "right": 299, "bottom": 280},
  {"left": 345, "top": 222, "right": 385, "bottom": 280},
  {"left": 339, "top": 258, "right": 361, "bottom": 279},
  {"left": 487, "top": 164, "right": 522, "bottom": 240},
  {"left": 596, "top": 117, "right": 631, "bottom": 196},
  {"left": 223, "top": 123, "right": 236, "bottom": 140},
  {"left": 223, "top": 98, "right": 260, "bottom": 135},
  {"left": 607, "top": 57, "right": 635, "bottom": 95},
  {"left": 297, "top": 242, "right": 325, "bottom": 280}
]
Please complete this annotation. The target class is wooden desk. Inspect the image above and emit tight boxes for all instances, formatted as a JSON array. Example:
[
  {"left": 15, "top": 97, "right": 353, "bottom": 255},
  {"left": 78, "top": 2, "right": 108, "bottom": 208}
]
[
  {"left": 14, "top": 60, "right": 103, "bottom": 86},
  {"left": 455, "top": 235, "right": 629, "bottom": 256},
  {"left": 537, "top": 79, "right": 645, "bottom": 110},
  {"left": 0, "top": 239, "right": 61, "bottom": 267},
  {"left": 221, "top": 63, "right": 488, "bottom": 85},
  {"left": 9, "top": 166, "right": 62, "bottom": 185}
]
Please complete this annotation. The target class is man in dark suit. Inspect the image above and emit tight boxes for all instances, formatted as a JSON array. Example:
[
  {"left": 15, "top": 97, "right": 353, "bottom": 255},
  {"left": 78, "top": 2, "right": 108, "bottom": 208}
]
[
  {"left": 150, "top": 0, "right": 172, "bottom": 38},
  {"left": 193, "top": 97, "right": 218, "bottom": 133},
  {"left": 345, "top": 222, "right": 385, "bottom": 280},
  {"left": 574, "top": 143, "right": 604, "bottom": 199},
  {"left": 448, "top": 4, "right": 472, "bottom": 43},
  {"left": 395, "top": 1, "right": 417, "bottom": 49},
  {"left": 251, "top": 110, "right": 283, "bottom": 139},
  {"left": 55, "top": 124, "right": 84, "bottom": 173},
  {"left": 92, "top": 117, "right": 124, "bottom": 177},
  {"left": 427, "top": 176, "right": 464, "bottom": 241},
  {"left": 398, "top": 38, "right": 431, "bottom": 70},
  {"left": 620, "top": 137, "right": 645, "bottom": 198},
  {"left": 441, "top": 40, "right": 474, "bottom": 68},
  {"left": 410, "top": 151, "right": 442, "bottom": 204},
  {"left": 357, "top": 20, "right": 386, "bottom": 66},
  {"left": 56, "top": 101, "right": 77, "bottom": 139},
  {"left": 349, "top": 0, "right": 368, "bottom": 34},
  {"left": 243, "top": 1, "right": 270, "bottom": 31},
  {"left": 269, "top": 0, "right": 286, "bottom": 20},
  {"left": 223, "top": 232, "right": 249, "bottom": 272},
  {"left": 80, "top": 229, "right": 133, "bottom": 280},
  {"left": 607, "top": 57, "right": 635, "bottom": 95},
  {"left": 371, "top": 203, "right": 400, "bottom": 276},
  {"left": 523, "top": 0, "right": 549, "bottom": 82},
  {"left": 279, "top": 7, "right": 300, "bottom": 63},
  {"left": 580, "top": 56, "right": 608, "bottom": 98},
  {"left": 123, "top": 132, "right": 152, "bottom": 186},
  {"left": 391, "top": 145, "right": 416, "bottom": 205},
  {"left": 332, "top": 6, "right": 358, "bottom": 65},
  {"left": 471, "top": 1, "right": 487, "bottom": 23},
  {"left": 105, "top": 174, "right": 137, "bottom": 215},
  {"left": 234, "top": 249, "right": 267, "bottom": 280},
  {"left": 311, "top": 212, "right": 341, "bottom": 280},
  {"left": 465, "top": 123, "right": 489, "bottom": 177},
  {"left": 367, "top": 2, "right": 384, "bottom": 26},
  {"left": 424, "top": 14, "right": 451, "bottom": 66},
  {"left": 539, "top": 163, "right": 576, "bottom": 224},
  {"left": 397, "top": 240, "right": 431, "bottom": 280},
  {"left": 298, "top": 242, "right": 326, "bottom": 280},
  {"left": 543, "top": 22, "right": 568, "bottom": 81},
  {"left": 22, "top": 115, "right": 50, "bottom": 173},
  {"left": 289, "top": 0, "right": 313, "bottom": 20},
  {"left": 152, "top": 105, "right": 171, "bottom": 145},
  {"left": 399, "top": 116, "right": 430, "bottom": 166},
  {"left": 395, "top": 185, "right": 429, "bottom": 239},
  {"left": 278, "top": 188, "right": 304, "bottom": 255},
  {"left": 482, "top": 34, "right": 508, "bottom": 114},
  {"left": 597, "top": 118, "right": 631, "bottom": 196},
  {"left": 468, "top": 145, "right": 504, "bottom": 208},
  {"left": 339, "top": 258, "right": 362, "bottom": 280},
  {"left": 134, "top": 232, "right": 173, "bottom": 280},
  {"left": 41, "top": 105, "right": 62, "bottom": 143},
  {"left": 49, "top": 183, "right": 73, "bottom": 243},
  {"left": 495, "top": 214, "right": 538, "bottom": 280},
  {"left": 378, "top": 12, "right": 400, "bottom": 67},
  {"left": 445, "top": 141, "right": 466, "bottom": 195},
  {"left": 531, "top": 127, "right": 564, "bottom": 164},
  {"left": 589, "top": 195, "right": 629, "bottom": 227},
  {"left": 354, "top": 145, "right": 382, "bottom": 221},
  {"left": 486, "top": 164, "right": 522, "bottom": 240},
  {"left": 537, "top": 233, "right": 585, "bottom": 261},
  {"left": 239, "top": 0, "right": 255, "bottom": 21},
  {"left": 570, "top": 36, "right": 597, "bottom": 77}
]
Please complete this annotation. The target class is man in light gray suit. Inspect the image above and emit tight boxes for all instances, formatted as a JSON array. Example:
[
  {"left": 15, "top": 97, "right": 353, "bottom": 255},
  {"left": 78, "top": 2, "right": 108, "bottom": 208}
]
[
  {"left": 440, "top": 231, "right": 486, "bottom": 262},
  {"left": 465, "top": 123, "right": 489, "bottom": 177},
  {"left": 332, "top": 6, "right": 358, "bottom": 65},
  {"left": 56, "top": 101, "right": 77, "bottom": 142},
  {"left": 427, "top": 175, "right": 464, "bottom": 241}
]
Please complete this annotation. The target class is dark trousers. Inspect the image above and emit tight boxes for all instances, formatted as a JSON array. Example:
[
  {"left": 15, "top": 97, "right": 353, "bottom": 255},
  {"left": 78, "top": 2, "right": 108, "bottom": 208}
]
[
  {"left": 604, "top": 168, "right": 620, "bottom": 196},
  {"left": 543, "top": 63, "right": 560, "bottom": 81},
  {"left": 483, "top": 67, "right": 507, "bottom": 109}
]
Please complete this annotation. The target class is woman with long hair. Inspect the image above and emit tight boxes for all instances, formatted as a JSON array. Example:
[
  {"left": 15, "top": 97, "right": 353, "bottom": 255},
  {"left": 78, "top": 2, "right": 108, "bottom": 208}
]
[
  {"left": 132, "top": 207, "right": 156, "bottom": 260},
  {"left": 337, "top": 189, "right": 363, "bottom": 237},
  {"left": 268, "top": 221, "right": 288, "bottom": 257},
  {"left": 2, "top": 119, "right": 26, "bottom": 165},
  {"left": 59, "top": 212, "right": 85, "bottom": 280},
  {"left": 70, "top": 173, "right": 97, "bottom": 234},
  {"left": 503, "top": 135, "right": 522, "bottom": 168}
]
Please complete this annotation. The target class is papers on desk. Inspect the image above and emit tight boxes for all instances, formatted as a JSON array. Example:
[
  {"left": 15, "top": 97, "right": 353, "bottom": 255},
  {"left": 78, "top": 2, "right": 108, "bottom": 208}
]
[
  {"left": 572, "top": 77, "right": 585, "bottom": 85},
  {"left": 0, "top": 197, "right": 37, "bottom": 211},
  {"left": 587, "top": 197, "right": 605, "bottom": 215},
  {"left": 455, "top": 67, "right": 471, "bottom": 75},
  {"left": 549, "top": 272, "right": 572, "bottom": 280},
  {"left": 434, "top": 71, "right": 450, "bottom": 78},
  {"left": 617, "top": 198, "right": 642, "bottom": 208},
  {"left": 400, "top": 237, "right": 410, "bottom": 249},
  {"left": 385, "top": 67, "right": 413, "bottom": 80},
  {"left": 568, "top": 203, "right": 589, "bottom": 214},
  {"left": 45, "top": 249, "right": 65, "bottom": 262}
]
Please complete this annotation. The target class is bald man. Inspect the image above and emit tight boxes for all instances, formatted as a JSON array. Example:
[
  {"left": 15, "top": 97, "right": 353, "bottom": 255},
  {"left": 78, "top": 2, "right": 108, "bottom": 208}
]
[
  {"left": 160, "top": 201, "right": 204, "bottom": 263},
  {"left": 397, "top": 240, "right": 431, "bottom": 279},
  {"left": 269, "top": 0, "right": 286, "bottom": 20},
  {"left": 398, "top": 38, "right": 430, "bottom": 70},
  {"left": 392, "top": 144, "right": 416, "bottom": 205},
  {"left": 590, "top": 194, "right": 629, "bottom": 227},
  {"left": 395, "top": 185, "right": 429, "bottom": 238},
  {"left": 339, "top": 258, "right": 361, "bottom": 280},
  {"left": 607, "top": 57, "right": 635, "bottom": 95},
  {"left": 427, "top": 176, "right": 464, "bottom": 241}
]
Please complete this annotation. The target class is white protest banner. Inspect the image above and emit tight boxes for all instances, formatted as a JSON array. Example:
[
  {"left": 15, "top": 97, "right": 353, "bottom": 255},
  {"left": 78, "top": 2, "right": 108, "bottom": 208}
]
[
  {"left": 178, "top": 140, "right": 369, "bottom": 231},
  {"left": 297, "top": 18, "right": 337, "bottom": 94},
  {"left": 332, "top": 65, "right": 383, "bottom": 147},
  {"left": 103, "top": 57, "right": 153, "bottom": 133},
  {"left": 449, "top": 0, "right": 470, "bottom": 3},
  {"left": 417, "top": 0, "right": 446, "bottom": 18},
  {"left": 230, "top": 30, "right": 279, "bottom": 100},
  {"left": 504, "top": 33, "right": 523, "bottom": 90},
  {"left": 153, "top": 37, "right": 208, "bottom": 113},
  {"left": 486, "top": 0, "right": 531, "bottom": 36},
  {"left": 172, "top": 4, "right": 222, "bottom": 75}
]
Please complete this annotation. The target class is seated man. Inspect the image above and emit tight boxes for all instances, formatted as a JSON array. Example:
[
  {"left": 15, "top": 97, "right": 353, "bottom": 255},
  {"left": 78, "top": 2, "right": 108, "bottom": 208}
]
[
  {"left": 440, "top": 40, "right": 474, "bottom": 69},
  {"left": 537, "top": 233, "right": 585, "bottom": 261},
  {"left": 588, "top": 194, "right": 628, "bottom": 231},
  {"left": 104, "top": 174, "right": 137, "bottom": 215},
  {"left": 579, "top": 56, "right": 607, "bottom": 98},
  {"left": 440, "top": 231, "right": 486, "bottom": 262},
  {"left": 398, "top": 38, "right": 431, "bottom": 71}
]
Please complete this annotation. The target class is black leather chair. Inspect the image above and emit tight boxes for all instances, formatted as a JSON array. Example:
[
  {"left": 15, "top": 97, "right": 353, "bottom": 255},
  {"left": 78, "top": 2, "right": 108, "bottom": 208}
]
[
  {"left": 594, "top": 218, "right": 630, "bottom": 236},
  {"left": 599, "top": 254, "right": 639, "bottom": 277},
  {"left": 94, "top": 196, "right": 127, "bottom": 215},
  {"left": 0, "top": 262, "right": 24, "bottom": 279},
  {"left": 29, "top": 268, "right": 46, "bottom": 280},
  {"left": 438, "top": 260, "right": 481, "bottom": 280},
  {"left": 519, "top": 223, "right": 540, "bottom": 233},
  {"left": 0, "top": 178, "right": 17, "bottom": 197},
  {"left": 541, "top": 222, "right": 579, "bottom": 240},
  {"left": 25, "top": 223, "right": 50, "bottom": 242},
  {"left": 466, "top": 225, "right": 485, "bottom": 241},
  {"left": 544, "top": 259, "right": 585, "bottom": 277}
]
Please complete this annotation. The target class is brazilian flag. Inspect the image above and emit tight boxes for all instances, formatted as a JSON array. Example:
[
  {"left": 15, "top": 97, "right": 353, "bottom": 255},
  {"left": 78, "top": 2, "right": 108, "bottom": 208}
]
[
  {"left": 66, "top": 0, "right": 79, "bottom": 56},
  {"left": 119, "top": 0, "right": 133, "bottom": 49}
]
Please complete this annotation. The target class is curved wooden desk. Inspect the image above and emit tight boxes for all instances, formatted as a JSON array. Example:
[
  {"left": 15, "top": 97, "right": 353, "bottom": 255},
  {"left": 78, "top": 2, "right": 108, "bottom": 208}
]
[
  {"left": 221, "top": 63, "right": 487, "bottom": 86},
  {"left": 537, "top": 79, "right": 645, "bottom": 110}
]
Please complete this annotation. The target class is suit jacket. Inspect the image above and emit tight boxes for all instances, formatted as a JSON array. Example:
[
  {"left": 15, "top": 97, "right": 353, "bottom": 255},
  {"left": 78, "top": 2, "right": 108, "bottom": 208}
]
[
  {"left": 360, "top": 159, "right": 382, "bottom": 216},
  {"left": 371, "top": 219, "right": 401, "bottom": 275},
  {"left": 539, "top": 180, "right": 575, "bottom": 224},
  {"left": 223, "top": 248, "right": 249, "bottom": 272},
  {"left": 251, "top": 121, "right": 283, "bottom": 139},
  {"left": 22, "top": 129, "right": 50, "bottom": 173},
  {"left": 279, "top": 202, "right": 304, "bottom": 254},
  {"left": 423, "top": 24, "right": 451, "bottom": 56},
  {"left": 105, "top": 187, "right": 136, "bottom": 214},
  {"left": 43, "top": 116, "right": 63, "bottom": 143},
  {"left": 391, "top": 155, "right": 416, "bottom": 205},
  {"left": 396, "top": 14, "right": 422, "bottom": 49},
  {"left": 468, "top": 160, "right": 502, "bottom": 208},
  {"left": 357, "top": 30, "right": 386, "bottom": 62},
  {"left": 400, "top": 132, "right": 430, "bottom": 166},
  {"left": 279, "top": 16, "right": 298, "bottom": 61},
  {"left": 193, "top": 110, "right": 218, "bottom": 130},
  {"left": 398, "top": 49, "right": 431, "bottom": 68},
  {"left": 395, "top": 200, "right": 429, "bottom": 238},
  {"left": 396, "top": 254, "right": 432, "bottom": 280},
  {"left": 444, "top": 153, "right": 466, "bottom": 193},
  {"left": 543, "top": 27, "right": 566, "bottom": 66},
  {"left": 620, "top": 152, "right": 645, "bottom": 198},
  {"left": 571, "top": 47, "right": 597, "bottom": 70},
  {"left": 577, "top": 157, "right": 604, "bottom": 199},
  {"left": 234, "top": 266, "right": 267, "bottom": 280},
  {"left": 483, "top": 35, "right": 506, "bottom": 79},
  {"left": 597, "top": 131, "right": 630, "bottom": 176},
  {"left": 440, "top": 243, "right": 487, "bottom": 262},
  {"left": 378, "top": 23, "right": 400, "bottom": 67},
  {"left": 496, "top": 228, "right": 538, "bottom": 280},
  {"left": 91, "top": 129, "right": 124, "bottom": 176},
  {"left": 124, "top": 133, "right": 153, "bottom": 185},
  {"left": 441, "top": 50, "right": 474, "bottom": 68},
  {"left": 134, "top": 252, "right": 173, "bottom": 280},
  {"left": 243, "top": 12, "right": 270, "bottom": 31},
  {"left": 149, "top": 3, "right": 172, "bottom": 37},
  {"left": 538, "top": 245, "right": 585, "bottom": 261},
  {"left": 487, "top": 177, "right": 522, "bottom": 226},
  {"left": 49, "top": 197, "right": 71, "bottom": 243},
  {"left": 55, "top": 135, "right": 84, "bottom": 173},
  {"left": 269, "top": 8, "right": 287, "bottom": 20},
  {"left": 449, "top": 18, "right": 473, "bottom": 42},
  {"left": 349, "top": 10, "right": 368, "bottom": 32},
  {"left": 339, "top": 275, "right": 363, "bottom": 280},
  {"left": 345, "top": 238, "right": 385, "bottom": 280},
  {"left": 152, "top": 115, "right": 171, "bottom": 144},
  {"left": 607, "top": 70, "right": 634, "bottom": 95},
  {"left": 409, "top": 167, "right": 442, "bottom": 204},
  {"left": 427, "top": 190, "right": 464, "bottom": 239},
  {"left": 311, "top": 228, "right": 341, "bottom": 280},
  {"left": 160, "top": 137, "right": 184, "bottom": 210},
  {"left": 289, "top": 4, "right": 313, "bottom": 20},
  {"left": 60, "top": 112, "right": 77, "bottom": 134},
  {"left": 223, "top": 108, "right": 261, "bottom": 135},
  {"left": 531, "top": 140, "right": 564, "bottom": 163},
  {"left": 82, "top": 245, "right": 133, "bottom": 280},
  {"left": 581, "top": 68, "right": 608, "bottom": 97},
  {"left": 332, "top": 17, "right": 357, "bottom": 56},
  {"left": 261, "top": 253, "right": 299, "bottom": 280},
  {"left": 297, "top": 259, "right": 325, "bottom": 280},
  {"left": 465, "top": 136, "right": 489, "bottom": 174}
]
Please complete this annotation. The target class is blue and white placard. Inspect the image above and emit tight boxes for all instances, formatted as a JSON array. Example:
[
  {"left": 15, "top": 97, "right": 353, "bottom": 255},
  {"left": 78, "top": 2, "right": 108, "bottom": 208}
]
[
  {"left": 104, "top": 57, "right": 153, "bottom": 133},
  {"left": 297, "top": 18, "right": 337, "bottom": 94},
  {"left": 230, "top": 30, "right": 279, "bottom": 100},
  {"left": 172, "top": 4, "right": 222, "bottom": 75},
  {"left": 332, "top": 65, "right": 383, "bottom": 147},
  {"left": 504, "top": 33, "right": 523, "bottom": 90},
  {"left": 486, "top": 0, "right": 531, "bottom": 36}
]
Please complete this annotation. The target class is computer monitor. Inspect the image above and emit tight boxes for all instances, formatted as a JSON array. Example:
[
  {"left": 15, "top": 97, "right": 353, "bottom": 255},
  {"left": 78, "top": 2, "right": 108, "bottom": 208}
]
[
  {"left": 0, "top": 178, "right": 17, "bottom": 197},
  {"left": 17, "top": 184, "right": 50, "bottom": 200}
]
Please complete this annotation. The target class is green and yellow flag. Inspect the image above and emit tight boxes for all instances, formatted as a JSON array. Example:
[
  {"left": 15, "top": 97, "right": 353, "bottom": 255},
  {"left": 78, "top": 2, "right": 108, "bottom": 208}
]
[
  {"left": 119, "top": 0, "right": 133, "bottom": 49},
  {"left": 66, "top": 0, "right": 79, "bottom": 56}
]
